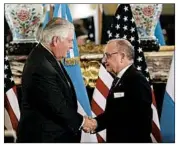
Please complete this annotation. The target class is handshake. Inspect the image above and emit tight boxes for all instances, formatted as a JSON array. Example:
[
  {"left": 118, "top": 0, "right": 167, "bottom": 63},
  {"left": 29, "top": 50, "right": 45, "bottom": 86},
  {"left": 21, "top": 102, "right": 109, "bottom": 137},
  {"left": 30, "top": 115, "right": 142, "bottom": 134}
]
[{"left": 82, "top": 116, "right": 97, "bottom": 133}]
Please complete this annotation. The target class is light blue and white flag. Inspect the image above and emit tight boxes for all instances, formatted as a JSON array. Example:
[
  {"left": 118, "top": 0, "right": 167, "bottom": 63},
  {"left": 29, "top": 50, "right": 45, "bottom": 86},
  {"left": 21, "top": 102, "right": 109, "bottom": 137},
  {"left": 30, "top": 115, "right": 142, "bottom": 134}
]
[
  {"left": 155, "top": 20, "right": 166, "bottom": 46},
  {"left": 160, "top": 54, "right": 175, "bottom": 142},
  {"left": 42, "top": 4, "right": 50, "bottom": 28}
]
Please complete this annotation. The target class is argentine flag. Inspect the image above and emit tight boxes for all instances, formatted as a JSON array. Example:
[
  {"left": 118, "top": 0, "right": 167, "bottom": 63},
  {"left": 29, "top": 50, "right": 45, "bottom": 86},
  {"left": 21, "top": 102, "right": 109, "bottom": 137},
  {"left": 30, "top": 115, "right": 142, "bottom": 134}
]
[
  {"left": 160, "top": 54, "right": 175, "bottom": 142},
  {"left": 155, "top": 20, "right": 166, "bottom": 46}
]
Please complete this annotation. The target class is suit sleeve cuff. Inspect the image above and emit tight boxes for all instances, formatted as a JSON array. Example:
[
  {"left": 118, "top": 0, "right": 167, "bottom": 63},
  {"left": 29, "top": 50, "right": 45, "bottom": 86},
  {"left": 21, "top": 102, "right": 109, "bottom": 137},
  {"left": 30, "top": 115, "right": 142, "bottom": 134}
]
[{"left": 79, "top": 117, "right": 85, "bottom": 130}]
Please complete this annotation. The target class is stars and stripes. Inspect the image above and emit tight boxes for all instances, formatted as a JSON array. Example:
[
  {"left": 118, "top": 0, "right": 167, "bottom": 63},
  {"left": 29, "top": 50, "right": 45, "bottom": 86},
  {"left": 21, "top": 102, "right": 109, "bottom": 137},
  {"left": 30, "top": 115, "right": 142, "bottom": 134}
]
[
  {"left": 87, "top": 16, "right": 95, "bottom": 42},
  {"left": 115, "top": 24, "right": 120, "bottom": 30},
  {"left": 123, "top": 16, "right": 128, "bottom": 22},
  {"left": 116, "top": 14, "right": 120, "bottom": 20},
  {"left": 91, "top": 4, "right": 161, "bottom": 143},
  {"left": 137, "top": 56, "right": 143, "bottom": 62},
  {"left": 138, "top": 47, "right": 143, "bottom": 53},
  {"left": 4, "top": 51, "right": 20, "bottom": 132},
  {"left": 130, "top": 27, "right": 135, "bottom": 33}
]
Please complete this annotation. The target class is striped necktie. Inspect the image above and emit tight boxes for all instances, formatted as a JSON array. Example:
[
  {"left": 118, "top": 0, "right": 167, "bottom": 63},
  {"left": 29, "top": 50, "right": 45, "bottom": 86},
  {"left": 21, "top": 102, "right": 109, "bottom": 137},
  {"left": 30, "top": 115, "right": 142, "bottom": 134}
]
[{"left": 111, "top": 77, "right": 120, "bottom": 90}]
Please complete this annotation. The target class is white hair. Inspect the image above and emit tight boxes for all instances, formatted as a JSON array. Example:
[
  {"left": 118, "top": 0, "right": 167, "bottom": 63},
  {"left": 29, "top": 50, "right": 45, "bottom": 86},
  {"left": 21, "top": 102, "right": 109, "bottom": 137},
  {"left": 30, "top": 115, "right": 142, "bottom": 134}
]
[{"left": 40, "top": 18, "right": 74, "bottom": 44}]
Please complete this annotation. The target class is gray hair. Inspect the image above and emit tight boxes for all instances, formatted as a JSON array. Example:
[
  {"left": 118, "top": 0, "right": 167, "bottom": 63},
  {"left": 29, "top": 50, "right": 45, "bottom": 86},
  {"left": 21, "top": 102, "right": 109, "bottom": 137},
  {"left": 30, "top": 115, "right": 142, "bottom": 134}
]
[
  {"left": 40, "top": 17, "right": 74, "bottom": 44},
  {"left": 108, "top": 39, "right": 135, "bottom": 60}
]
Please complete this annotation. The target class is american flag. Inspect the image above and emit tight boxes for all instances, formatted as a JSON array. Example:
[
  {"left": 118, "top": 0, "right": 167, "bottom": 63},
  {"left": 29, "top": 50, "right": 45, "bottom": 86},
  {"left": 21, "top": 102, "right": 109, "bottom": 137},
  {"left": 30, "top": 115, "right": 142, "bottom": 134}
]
[
  {"left": 91, "top": 4, "right": 161, "bottom": 143},
  {"left": 4, "top": 51, "right": 20, "bottom": 132},
  {"left": 87, "top": 16, "right": 95, "bottom": 42}
]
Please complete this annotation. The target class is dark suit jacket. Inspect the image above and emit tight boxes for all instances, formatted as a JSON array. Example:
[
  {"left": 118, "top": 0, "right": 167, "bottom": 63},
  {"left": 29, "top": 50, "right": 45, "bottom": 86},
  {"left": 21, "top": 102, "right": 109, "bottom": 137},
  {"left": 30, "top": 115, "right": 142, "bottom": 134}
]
[
  {"left": 17, "top": 44, "right": 83, "bottom": 143},
  {"left": 95, "top": 65, "right": 152, "bottom": 143}
]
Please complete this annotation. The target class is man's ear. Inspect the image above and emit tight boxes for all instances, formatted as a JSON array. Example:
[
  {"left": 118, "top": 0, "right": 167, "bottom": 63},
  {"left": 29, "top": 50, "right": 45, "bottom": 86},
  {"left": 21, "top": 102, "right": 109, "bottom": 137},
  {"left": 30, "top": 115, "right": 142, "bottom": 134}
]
[
  {"left": 121, "top": 52, "right": 125, "bottom": 59},
  {"left": 52, "top": 36, "right": 58, "bottom": 47},
  {"left": 120, "top": 52, "right": 125, "bottom": 63}
]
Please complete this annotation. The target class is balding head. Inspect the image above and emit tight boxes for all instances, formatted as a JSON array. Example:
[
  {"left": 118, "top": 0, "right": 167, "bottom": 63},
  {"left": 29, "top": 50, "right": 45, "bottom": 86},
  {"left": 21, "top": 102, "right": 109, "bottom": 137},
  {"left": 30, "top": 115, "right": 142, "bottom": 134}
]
[
  {"left": 103, "top": 39, "right": 134, "bottom": 74},
  {"left": 107, "top": 39, "right": 135, "bottom": 61}
]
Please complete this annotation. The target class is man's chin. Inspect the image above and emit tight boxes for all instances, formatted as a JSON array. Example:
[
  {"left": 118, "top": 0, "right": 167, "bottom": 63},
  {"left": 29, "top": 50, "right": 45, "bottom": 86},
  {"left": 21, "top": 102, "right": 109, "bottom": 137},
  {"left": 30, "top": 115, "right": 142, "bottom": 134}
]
[
  {"left": 106, "top": 67, "right": 112, "bottom": 72},
  {"left": 56, "top": 56, "right": 64, "bottom": 61}
]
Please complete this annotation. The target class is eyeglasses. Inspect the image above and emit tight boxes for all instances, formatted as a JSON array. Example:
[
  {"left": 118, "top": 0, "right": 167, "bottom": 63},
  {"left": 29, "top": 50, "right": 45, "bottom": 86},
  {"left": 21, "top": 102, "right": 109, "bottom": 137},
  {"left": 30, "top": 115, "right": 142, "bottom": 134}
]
[{"left": 103, "top": 51, "right": 119, "bottom": 59}]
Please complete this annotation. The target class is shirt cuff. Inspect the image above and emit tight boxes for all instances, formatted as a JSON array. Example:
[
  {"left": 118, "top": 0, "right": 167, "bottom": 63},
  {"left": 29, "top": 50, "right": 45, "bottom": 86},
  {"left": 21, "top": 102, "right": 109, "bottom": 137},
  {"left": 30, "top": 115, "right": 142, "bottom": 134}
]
[{"left": 79, "top": 117, "right": 85, "bottom": 130}]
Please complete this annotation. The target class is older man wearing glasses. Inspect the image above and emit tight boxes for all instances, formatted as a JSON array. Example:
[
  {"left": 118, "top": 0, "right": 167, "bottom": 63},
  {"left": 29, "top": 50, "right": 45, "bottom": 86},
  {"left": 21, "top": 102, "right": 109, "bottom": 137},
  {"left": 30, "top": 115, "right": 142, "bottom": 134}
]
[{"left": 90, "top": 39, "right": 153, "bottom": 143}]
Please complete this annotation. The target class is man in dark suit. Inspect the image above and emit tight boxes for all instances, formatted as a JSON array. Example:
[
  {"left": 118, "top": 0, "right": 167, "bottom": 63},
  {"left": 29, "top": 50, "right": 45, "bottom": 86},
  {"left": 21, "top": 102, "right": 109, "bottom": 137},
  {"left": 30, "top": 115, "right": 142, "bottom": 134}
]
[
  {"left": 90, "top": 39, "right": 153, "bottom": 143},
  {"left": 17, "top": 18, "right": 96, "bottom": 143}
]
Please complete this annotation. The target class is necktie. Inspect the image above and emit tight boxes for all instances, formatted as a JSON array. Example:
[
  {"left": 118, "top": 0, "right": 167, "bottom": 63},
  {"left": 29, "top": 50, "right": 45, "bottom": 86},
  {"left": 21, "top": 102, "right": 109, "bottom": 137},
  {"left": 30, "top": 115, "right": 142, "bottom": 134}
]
[
  {"left": 108, "top": 77, "right": 120, "bottom": 96},
  {"left": 111, "top": 77, "right": 120, "bottom": 90}
]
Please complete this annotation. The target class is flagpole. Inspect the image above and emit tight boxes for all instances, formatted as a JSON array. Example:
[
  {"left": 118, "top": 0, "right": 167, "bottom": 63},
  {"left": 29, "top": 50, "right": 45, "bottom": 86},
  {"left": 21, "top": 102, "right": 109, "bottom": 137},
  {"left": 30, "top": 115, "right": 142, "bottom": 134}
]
[
  {"left": 94, "top": 4, "right": 102, "bottom": 44},
  {"left": 49, "top": 4, "right": 54, "bottom": 20}
]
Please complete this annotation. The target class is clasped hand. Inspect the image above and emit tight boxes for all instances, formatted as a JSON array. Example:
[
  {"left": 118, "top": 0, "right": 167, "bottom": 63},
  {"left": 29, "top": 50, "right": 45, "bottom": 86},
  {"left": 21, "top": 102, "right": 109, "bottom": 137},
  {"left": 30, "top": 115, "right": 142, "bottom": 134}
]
[{"left": 82, "top": 116, "right": 97, "bottom": 133}]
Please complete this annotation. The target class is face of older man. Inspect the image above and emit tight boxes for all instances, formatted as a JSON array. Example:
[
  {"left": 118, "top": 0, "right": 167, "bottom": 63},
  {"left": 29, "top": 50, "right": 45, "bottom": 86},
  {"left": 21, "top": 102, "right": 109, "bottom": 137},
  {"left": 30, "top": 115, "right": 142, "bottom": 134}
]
[
  {"left": 103, "top": 42, "right": 122, "bottom": 74},
  {"left": 52, "top": 30, "right": 74, "bottom": 60}
]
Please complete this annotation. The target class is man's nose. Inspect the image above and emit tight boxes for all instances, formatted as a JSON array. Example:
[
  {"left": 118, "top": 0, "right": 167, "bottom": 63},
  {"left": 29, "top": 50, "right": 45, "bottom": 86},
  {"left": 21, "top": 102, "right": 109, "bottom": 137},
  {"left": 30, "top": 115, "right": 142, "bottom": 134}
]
[
  {"left": 69, "top": 43, "right": 73, "bottom": 49},
  {"left": 102, "top": 57, "right": 107, "bottom": 64}
]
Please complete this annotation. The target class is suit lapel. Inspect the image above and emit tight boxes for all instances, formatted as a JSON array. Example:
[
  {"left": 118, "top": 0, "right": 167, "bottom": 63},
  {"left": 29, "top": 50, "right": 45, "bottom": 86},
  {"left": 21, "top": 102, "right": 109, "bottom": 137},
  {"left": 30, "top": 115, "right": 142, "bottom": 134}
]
[
  {"left": 39, "top": 44, "right": 78, "bottom": 107},
  {"left": 58, "top": 61, "right": 73, "bottom": 86},
  {"left": 116, "top": 64, "right": 136, "bottom": 86},
  {"left": 59, "top": 61, "right": 78, "bottom": 105},
  {"left": 38, "top": 44, "right": 71, "bottom": 87},
  {"left": 108, "top": 65, "right": 136, "bottom": 98},
  {"left": 38, "top": 44, "right": 62, "bottom": 76}
]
